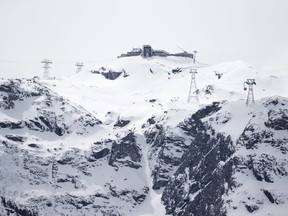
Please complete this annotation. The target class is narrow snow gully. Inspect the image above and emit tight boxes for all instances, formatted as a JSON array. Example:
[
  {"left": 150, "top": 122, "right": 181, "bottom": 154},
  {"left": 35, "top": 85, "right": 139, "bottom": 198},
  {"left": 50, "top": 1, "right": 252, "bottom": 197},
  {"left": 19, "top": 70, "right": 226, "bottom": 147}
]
[{"left": 134, "top": 134, "right": 166, "bottom": 216}]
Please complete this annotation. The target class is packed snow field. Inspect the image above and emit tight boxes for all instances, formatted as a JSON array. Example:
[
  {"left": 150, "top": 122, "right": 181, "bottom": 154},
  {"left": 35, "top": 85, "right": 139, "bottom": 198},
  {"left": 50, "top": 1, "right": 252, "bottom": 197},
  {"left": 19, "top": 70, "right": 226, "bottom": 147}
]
[{"left": 0, "top": 56, "right": 287, "bottom": 216}]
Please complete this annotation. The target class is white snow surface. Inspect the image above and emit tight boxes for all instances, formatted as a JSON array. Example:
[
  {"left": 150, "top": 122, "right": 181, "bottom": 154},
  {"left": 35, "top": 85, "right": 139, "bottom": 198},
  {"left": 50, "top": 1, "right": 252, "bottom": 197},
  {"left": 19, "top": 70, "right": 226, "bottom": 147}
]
[{"left": 0, "top": 56, "right": 288, "bottom": 215}]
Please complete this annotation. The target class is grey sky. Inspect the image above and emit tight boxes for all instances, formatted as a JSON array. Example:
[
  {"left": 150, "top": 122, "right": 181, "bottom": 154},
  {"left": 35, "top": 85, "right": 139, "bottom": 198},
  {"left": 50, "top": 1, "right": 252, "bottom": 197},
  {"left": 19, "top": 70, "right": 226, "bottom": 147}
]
[{"left": 1, "top": 0, "right": 288, "bottom": 78}]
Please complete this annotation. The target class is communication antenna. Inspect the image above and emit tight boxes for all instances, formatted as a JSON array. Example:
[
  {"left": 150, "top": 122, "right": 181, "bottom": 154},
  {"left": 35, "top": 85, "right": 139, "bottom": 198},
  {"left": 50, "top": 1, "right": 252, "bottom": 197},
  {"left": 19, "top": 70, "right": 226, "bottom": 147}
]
[
  {"left": 41, "top": 59, "right": 52, "bottom": 79},
  {"left": 193, "top": 50, "right": 198, "bottom": 64},
  {"left": 177, "top": 46, "right": 188, "bottom": 53},
  {"left": 75, "top": 62, "right": 84, "bottom": 73},
  {"left": 243, "top": 79, "right": 256, "bottom": 105},
  {"left": 187, "top": 68, "right": 199, "bottom": 103}
]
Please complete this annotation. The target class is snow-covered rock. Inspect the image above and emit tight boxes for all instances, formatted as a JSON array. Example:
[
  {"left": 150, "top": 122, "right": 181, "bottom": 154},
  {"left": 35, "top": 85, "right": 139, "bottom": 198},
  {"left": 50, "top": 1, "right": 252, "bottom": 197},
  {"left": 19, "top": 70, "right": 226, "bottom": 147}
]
[
  {"left": 162, "top": 97, "right": 288, "bottom": 216},
  {"left": 0, "top": 57, "right": 287, "bottom": 216}
]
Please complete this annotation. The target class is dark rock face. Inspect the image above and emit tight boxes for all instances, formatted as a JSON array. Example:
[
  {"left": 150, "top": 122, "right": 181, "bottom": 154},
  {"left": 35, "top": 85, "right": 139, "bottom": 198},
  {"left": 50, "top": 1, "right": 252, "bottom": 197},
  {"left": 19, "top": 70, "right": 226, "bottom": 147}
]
[
  {"left": 101, "top": 71, "right": 122, "bottom": 80},
  {"left": 265, "top": 109, "right": 288, "bottom": 130},
  {"left": 108, "top": 184, "right": 148, "bottom": 205},
  {"left": 28, "top": 143, "right": 40, "bottom": 148},
  {"left": 144, "top": 124, "right": 189, "bottom": 190},
  {"left": 204, "top": 85, "right": 215, "bottom": 95},
  {"left": 179, "top": 102, "right": 222, "bottom": 137},
  {"left": 91, "top": 148, "right": 110, "bottom": 160},
  {"left": 224, "top": 97, "right": 288, "bottom": 214},
  {"left": 0, "top": 135, "right": 147, "bottom": 215},
  {"left": 98, "top": 67, "right": 129, "bottom": 80},
  {"left": 263, "top": 190, "right": 275, "bottom": 203},
  {"left": 1, "top": 197, "right": 38, "bottom": 216},
  {"left": 172, "top": 68, "right": 182, "bottom": 74},
  {"left": 114, "top": 117, "right": 130, "bottom": 128},
  {"left": 108, "top": 132, "right": 142, "bottom": 169},
  {"left": 264, "top": 97, "right": 288, "bottom": 130},
  {"left": 162, "top": 102, "right": 234, "bottom": 216},
  {"left": 245, "top": 204, "right": 259, "bottom": 213},
  {"left": 92, "top": 67, "right": 126, "bottom": 80},
  {"left": 0, "top": 120, "right": 23, "bottom": 129},
  {"left": 0, "top": 79, "right": 101, "bottom": 136},
  {"left": 0, "top": 79, "right": 42, "bottom": 110},
  {"left": 239, "top": 116, "right": 288, "bottom": 155},
  {"left": 5, "top": 134, "right": 26, "bottom": 142},
  {"left": 1, "top": 79, "right": 288, "bottom": 216},
  {"left": 236, "top": 99, "right": 288, "bottom": 186},
  {"left": 246, "top": 154, "right": 280, "bottom": 183},
  {"left": 147, "top": 116, "right": 156, "bottom": 125}
]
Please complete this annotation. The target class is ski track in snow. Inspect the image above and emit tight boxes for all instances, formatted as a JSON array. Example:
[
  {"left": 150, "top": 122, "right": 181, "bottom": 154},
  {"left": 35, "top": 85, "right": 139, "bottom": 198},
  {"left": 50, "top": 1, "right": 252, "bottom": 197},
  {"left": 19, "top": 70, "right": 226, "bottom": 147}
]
[{"left": 133, "top": 134, "right": 166, "bottom": 216}]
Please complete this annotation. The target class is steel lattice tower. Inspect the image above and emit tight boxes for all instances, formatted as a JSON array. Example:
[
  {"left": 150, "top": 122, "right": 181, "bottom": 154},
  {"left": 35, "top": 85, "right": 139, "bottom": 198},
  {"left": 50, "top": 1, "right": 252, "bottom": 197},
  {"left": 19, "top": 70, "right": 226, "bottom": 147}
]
[
  {"left": 244, "top": 79, "right": 256, "bottom": 105},
  {"left": 187, "top": 68, "right": 199, "bottom": 103},
  {"left": 41, "top": 59, "right": 52, "bottom": 79},
  {"left": 75, "top": 62, "right": 84, "bottom": 73}
]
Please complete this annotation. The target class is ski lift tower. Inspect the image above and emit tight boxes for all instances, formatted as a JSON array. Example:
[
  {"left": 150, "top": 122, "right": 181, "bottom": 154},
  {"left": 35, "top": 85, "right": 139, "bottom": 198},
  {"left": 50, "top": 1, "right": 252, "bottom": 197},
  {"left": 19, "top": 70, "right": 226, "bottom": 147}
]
[
  {"left": 75, "top": 62, "right": 84, "bottom": 73},
  {"left": 41, "top": 59, "right": 52, "bottom": 79},
  {"left": 187, "top": 68, "right": 199, "bottom": 103},
  {"left": 243, "top": 79, "right": 256, "bottom": 105}
]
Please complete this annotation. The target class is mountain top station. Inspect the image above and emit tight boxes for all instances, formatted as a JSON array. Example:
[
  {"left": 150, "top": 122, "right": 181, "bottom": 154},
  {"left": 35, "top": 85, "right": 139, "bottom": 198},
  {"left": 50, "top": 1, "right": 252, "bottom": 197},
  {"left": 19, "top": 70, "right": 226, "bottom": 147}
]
[{"left": 118, "top": 45, "right": 194, "bottom": 59}]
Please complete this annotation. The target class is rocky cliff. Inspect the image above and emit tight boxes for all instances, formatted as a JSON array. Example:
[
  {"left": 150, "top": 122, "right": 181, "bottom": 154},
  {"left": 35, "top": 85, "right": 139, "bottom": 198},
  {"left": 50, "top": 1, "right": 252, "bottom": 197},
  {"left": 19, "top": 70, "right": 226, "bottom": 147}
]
[{"left": 0, "top": 58, "right": 287, "bottom": 216}]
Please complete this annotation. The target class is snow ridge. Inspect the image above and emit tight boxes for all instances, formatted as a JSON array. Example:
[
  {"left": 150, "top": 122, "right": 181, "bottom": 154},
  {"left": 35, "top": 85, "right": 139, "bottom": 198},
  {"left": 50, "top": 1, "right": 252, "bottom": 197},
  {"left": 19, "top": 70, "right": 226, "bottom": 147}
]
[{"left": 0, "top": 57, "right": 287, "bottom": 215}]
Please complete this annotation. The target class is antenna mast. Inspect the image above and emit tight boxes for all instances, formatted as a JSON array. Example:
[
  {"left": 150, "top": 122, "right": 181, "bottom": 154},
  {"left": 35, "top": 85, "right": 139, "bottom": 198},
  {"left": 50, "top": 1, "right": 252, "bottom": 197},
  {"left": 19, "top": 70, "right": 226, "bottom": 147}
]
[
  {"left": 41, "top": 59, "right": 52, "bottom": 79},
  {"left": 243, "top": 79, "right": 256, "bottom": 105},
  {"left": 187, "top": 68, "right": 199, "bottom": 103},
  {"left": 177, "top": 46, "right": 187, "bottom": 53},
  {"left": 193, "top": 50, "right": 198, "bottom": 64},
  {"left": 75, "top": 62, "right": 84, "bottom": 73}
]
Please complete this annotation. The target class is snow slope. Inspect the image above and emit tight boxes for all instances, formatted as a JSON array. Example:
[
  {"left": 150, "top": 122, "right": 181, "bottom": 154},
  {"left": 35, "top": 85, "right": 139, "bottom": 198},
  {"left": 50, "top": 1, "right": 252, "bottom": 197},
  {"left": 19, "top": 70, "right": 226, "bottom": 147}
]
[
  {"left": 0, "top": 56, "right": 287, "bottom": 216},
  {"left": 45, "top": 57, "right": 288, "bottom": 118}
]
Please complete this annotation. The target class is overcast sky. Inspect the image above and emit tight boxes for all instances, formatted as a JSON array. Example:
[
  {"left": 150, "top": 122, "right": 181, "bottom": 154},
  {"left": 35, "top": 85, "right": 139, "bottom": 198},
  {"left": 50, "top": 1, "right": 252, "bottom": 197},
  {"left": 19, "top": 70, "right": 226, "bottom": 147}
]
[{"left": 1, "top": 0, "right": 288, "bottom": 78}]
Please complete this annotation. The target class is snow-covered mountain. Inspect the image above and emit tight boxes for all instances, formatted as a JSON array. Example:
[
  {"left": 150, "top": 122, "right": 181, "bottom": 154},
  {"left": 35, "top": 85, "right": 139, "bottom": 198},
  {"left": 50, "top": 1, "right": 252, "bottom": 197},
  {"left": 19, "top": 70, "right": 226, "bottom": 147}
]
[{"left": 0, "top": 56, "right": 287, "bottom": 216}]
